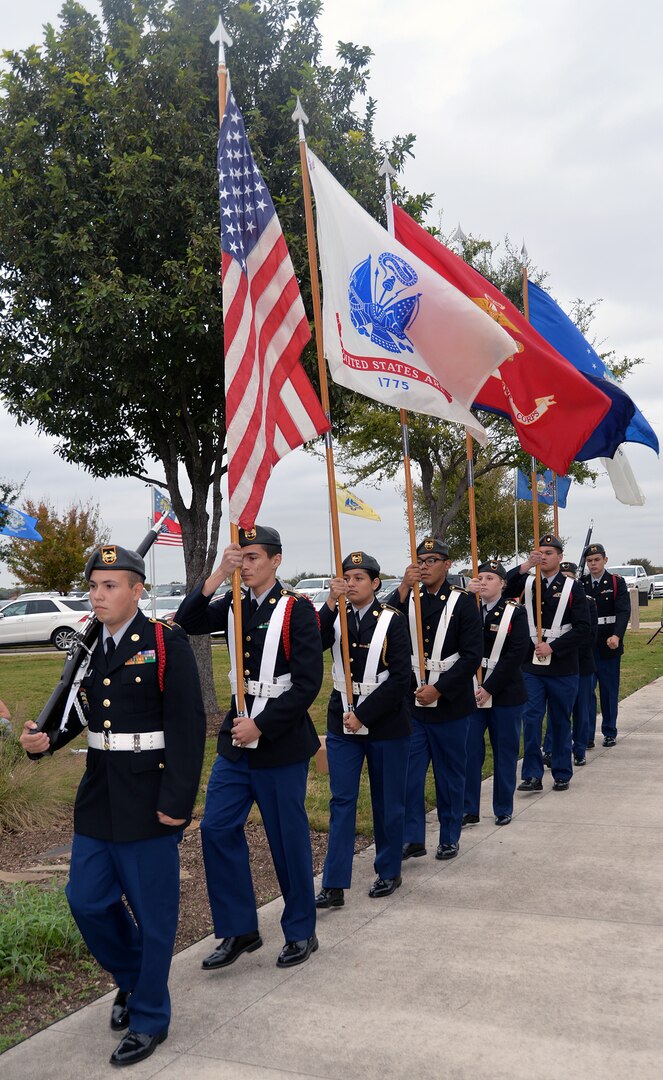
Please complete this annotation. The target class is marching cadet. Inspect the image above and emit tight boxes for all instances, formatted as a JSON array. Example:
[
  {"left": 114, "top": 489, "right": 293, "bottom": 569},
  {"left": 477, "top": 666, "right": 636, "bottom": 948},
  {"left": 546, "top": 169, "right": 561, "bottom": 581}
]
[
  {"left": 387, "top": 538, "right": 483, "bottom": 861},
  {"left": 542, "top": 561, "right": 597, "bottom": 767},
  {"left": 581, "top": 542, "right": 630, "bottom": 747},
  {"left": 175, "top": 526, "right": 323, "bottom": 971},
  {"left": 504, "top": 535, "right": 590, "bottom": 792},
  {"left": 464, "top": 560, "right": 529, "bottom": 827},
  {"left": 20, "top": 545, "right": 206, "bottom": 1068},
  {"left": 315, "top": 552, "right": 412, "bottom": 908}
]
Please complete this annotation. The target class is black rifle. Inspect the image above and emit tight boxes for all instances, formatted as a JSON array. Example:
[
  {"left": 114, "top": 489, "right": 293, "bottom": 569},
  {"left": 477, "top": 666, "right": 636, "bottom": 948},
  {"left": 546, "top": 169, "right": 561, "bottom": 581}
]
[
  {"left": 33, "top": 518, "right": 168, "bottom": 739},
  {"left": 577, "top": 520, "right": 594, "bottom": 578}
]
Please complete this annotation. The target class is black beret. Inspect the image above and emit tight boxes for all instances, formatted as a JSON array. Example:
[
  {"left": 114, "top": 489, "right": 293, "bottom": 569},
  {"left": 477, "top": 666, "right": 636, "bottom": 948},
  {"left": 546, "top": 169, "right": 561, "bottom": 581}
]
[
  {"left": 416, "top": 537, "right": 450, "bottom": 558},
  {"left": 239, "top": 525, "right": 282, "bottom": 550},
  {"left": 539, "top": 534, "right": 563, "bottom": 552},
  {"left": 583, "top": 542, "right": 606, "bottom": 558},
  {"left": 342, "top": 551, "right": 381, "bottom": 577},
  {"left": 560, "top": 561, "right": 578, "bottom": 575},
  {"left": 84, "top": 545, "right": 146, "bottom": 580},
  {"left": 478, "top": 559, "right": 506, "bottom": 580}
]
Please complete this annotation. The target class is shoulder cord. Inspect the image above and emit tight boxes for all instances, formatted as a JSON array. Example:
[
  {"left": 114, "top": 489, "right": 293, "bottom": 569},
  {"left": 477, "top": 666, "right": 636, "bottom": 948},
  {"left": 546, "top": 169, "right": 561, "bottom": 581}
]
[
  {"left": 155, "top": 621, "right": 166, "bottom": 692},
  {"left": 282, "top": 596, "right": 319, "bottom": 661}
]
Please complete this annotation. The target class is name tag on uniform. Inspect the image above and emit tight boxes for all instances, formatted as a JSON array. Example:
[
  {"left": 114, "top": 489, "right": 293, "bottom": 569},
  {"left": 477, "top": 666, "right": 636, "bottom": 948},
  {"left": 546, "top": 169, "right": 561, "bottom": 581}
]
[{"left": 125, "top": 650, "right": 156, "bottom": 665}]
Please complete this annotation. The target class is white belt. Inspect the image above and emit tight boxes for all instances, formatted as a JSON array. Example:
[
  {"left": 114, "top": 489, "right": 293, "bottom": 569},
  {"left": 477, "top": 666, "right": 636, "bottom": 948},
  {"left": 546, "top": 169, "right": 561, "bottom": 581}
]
[
  {"left": 481, "top": 657, "right": 498, "bottom": 671},
  {"left": 541, "top": 624, "right": 571, "bottom": 642},
  {"left": 229, "top": 674, "right": 292, "bottom": 699},
  {"left": 333, "top": 677, "right": 382, "bottom": 696},
  {"left": 597, "top": 616, "right": 616, "bottom": 625},
  {"left": 422, "top": 651, "right": 460, "bottom": 673},
  {"left": 87, "top": 730, "right": 165, "bottom": 752}
]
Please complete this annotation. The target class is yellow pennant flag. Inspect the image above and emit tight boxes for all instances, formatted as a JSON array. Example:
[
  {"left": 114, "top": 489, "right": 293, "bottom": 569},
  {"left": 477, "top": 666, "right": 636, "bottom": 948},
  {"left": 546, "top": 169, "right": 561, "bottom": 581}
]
[{"left": 335, "top": 482, "right": 381, "bottom": 522}]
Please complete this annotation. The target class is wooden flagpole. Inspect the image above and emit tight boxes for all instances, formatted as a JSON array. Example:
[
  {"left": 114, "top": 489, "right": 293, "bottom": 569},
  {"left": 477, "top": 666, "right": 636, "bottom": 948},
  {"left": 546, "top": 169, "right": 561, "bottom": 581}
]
[
  {"left": 292, "top": 98, "right": 354, "bottom": 709},
  {"left": 522, "top": 247, "right": 543, "bottom": 645},
  {"left": 380, "top": 157, "right": 426, "bottom": 684},
  {"left": 552, "top": 472, "right": 560, "bottom": 536},
  {"left": 211, "top": 15, "right": 247, "bottom": 717}
]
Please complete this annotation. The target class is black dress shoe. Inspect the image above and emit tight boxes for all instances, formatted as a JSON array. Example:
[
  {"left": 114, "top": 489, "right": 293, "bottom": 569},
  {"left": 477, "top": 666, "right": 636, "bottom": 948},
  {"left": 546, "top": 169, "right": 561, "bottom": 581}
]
[
  {"left": 435, "top": 842, "right": 459, "bottom": 860},
  {"left": 517, "top": 777, "right": 543, "bottom": 792},
  {"left": 553, "top": 779, "right": 570, "bottom": 791},
  {"left": 315, "top": 886, "right": 344, "bottom": 909},
  {"left": 368, "top": 875, "right": 402, "bottom": 898},
  {"left": 461, "top": 813, "right": 480, "bottom": 827},
  {"left": 110, "top": 989, "right": 130, "bottom": 1031},
  {"left": 201, "top": 932, "right": 262, "bottom": 970},
  {"left": 110, "top": 1030, "right": 167, "bottom": 1067},
  {"left": 603, "top": 736, "right": 616, "bottom": 747},
  {"left": 495, "top": 815, "right": 512, "bottom": 826},
  {"left": 574, "top": 755, "right": 586, "bottom": 767},
  {"left": 542, "top": 751, "right": 552, "bottom": 769},
  {"left": 587, "top": 741, "right": 595, "bottom": 749},
  {"left": 402, "top": 842, "right": 427, "bottom": 859},
  {"left": 276, "top": 934, "right": 318, "bottom": 968}
]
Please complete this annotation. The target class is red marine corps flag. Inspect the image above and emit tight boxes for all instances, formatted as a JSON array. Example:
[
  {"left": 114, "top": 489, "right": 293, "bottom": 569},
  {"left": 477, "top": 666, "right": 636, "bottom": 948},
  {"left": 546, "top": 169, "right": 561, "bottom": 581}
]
[
  {"left": 219, "top": 94, "right": 329, "bottom": 527},
  {"left": 393, "top": 206, "right": 611, "bottom": 475}
]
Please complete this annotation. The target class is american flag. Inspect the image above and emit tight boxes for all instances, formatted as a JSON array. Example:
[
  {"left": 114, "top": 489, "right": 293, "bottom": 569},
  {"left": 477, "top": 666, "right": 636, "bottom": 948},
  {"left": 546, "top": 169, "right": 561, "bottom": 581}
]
[
  {"left": 219, "top": 94, "right": 329, "bottom": 528},
  {"left": 152, "top": 488, "right": 183, "bottom": 547}
]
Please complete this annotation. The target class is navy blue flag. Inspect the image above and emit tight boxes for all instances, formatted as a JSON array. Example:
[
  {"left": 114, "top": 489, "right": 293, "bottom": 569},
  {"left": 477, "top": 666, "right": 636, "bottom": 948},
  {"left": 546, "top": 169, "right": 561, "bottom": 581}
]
[
  {"left": 0, "top": 503, "right": 42, "bottom": 540},
  {"left": 516, "top": 470, "right": 571, "bottom": 508},
  {"left": 528, "top": 281, "right": 659, "bottom": 455}
]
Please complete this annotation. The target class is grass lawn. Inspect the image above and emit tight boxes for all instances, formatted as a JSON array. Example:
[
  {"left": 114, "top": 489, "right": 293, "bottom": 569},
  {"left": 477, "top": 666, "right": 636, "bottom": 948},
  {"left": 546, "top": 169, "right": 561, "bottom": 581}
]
[{"left": 2, "top": 625, "right": 663, "bottom": 837}]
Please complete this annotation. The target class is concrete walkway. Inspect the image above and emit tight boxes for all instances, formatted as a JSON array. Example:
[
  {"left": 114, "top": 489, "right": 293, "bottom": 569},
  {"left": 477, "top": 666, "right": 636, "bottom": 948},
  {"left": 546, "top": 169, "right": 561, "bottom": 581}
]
[{"left": 4, "top": 678, "right": 663, "bottom": 1079}]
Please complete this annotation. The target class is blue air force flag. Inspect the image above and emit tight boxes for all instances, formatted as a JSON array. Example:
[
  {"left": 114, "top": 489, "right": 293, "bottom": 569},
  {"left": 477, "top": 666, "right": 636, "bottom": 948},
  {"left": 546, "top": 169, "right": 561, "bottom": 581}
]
[{"left": 306, "top": 151, "right": 518, "bottom": 445}]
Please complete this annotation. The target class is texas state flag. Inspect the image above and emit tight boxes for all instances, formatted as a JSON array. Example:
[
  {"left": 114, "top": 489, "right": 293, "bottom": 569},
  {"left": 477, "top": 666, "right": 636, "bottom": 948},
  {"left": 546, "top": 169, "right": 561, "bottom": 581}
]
[{"left": 393, "top": 206, "right": 612, "bottom": 474}]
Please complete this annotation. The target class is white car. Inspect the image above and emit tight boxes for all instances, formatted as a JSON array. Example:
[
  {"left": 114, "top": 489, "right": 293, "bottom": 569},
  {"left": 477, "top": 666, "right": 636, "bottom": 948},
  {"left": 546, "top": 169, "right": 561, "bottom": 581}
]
[
  {"left": 295, "top": 577, "right": 332, "bottom": 599},
  {"left": 0, "top": 594, "right": 91, "bottom": 650},
  {"left": 648, "top": 574, "right": 663, "bottom": 599}
]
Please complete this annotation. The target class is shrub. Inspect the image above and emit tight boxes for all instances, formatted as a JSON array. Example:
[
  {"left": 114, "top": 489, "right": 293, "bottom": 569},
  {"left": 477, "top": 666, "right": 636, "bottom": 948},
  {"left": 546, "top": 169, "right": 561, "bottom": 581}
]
[
  {"left": 0, "top": 884, "right": 85, "bottom": 982},
  {"left": 0, "top": 732, "right": 81, "bottom": 833}
]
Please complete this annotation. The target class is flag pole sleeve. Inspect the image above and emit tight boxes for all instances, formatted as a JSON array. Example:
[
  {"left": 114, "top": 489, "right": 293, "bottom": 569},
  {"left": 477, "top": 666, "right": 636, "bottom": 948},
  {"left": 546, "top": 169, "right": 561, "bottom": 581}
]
[
  {"left": 465, "top": 430, "right": 483, "bottom": 685},
  {"left": 297, "top": 113, "right": 353, "bottom": 710},
  {"left": 229, "top": 523, "right": 247, "bottom": 717},
  {"left": 400, "top": 410, "right": 426, "bottom": 685}
]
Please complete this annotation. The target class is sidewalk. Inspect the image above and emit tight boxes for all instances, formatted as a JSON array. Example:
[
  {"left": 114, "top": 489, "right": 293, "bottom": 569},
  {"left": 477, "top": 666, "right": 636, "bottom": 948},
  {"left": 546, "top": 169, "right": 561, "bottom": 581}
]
[{"left": 4, "top": 678, "right": 663, "bottom": 1079}]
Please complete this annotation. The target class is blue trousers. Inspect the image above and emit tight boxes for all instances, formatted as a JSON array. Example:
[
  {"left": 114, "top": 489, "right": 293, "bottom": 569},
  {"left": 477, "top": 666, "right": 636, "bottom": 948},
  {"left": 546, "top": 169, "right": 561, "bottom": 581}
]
[
  {"left": 522, "top": 673, "right": 578, "bottom": 783},
  {"left": 66, "top": 831, "right": 181, "bottom": 1035},
  {"left": 589, "top": 653, "right": 621, "bottom": 740},
  {"left": 404, "top": 712, "right": 470, "bottom": 847},
  {"left": 201, "top": 754, "right": 316, "bottom": 942},
  {"left": 323, "top": 733, "right": 409, "bottom": 888},
  {"left": 464, "top": 704, "right": 523, "bottom": 818},
  {"left": 543, "top": 672, "right": 593, "bottom": 758}
]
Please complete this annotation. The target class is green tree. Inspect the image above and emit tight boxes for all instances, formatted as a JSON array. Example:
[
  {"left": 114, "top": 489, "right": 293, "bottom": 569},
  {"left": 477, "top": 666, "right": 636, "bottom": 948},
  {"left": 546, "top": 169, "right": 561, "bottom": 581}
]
[
  {"left": 0, "top": 0, "right": 420, "bottom": 707},
  {"left": 0, "top": 499, "right": 106, "bottom": 593}
]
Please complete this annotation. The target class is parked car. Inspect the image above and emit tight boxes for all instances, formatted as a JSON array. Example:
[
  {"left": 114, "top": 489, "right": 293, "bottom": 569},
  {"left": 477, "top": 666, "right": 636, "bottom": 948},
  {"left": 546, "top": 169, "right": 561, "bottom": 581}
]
[
  {"left": 0, "top": 595, "right": 91, "bottom": 650},
  {"left": 607, "top": 564, "right": 653, "bottom": 597},
  {"left": 309, "top": 589, "right": 330, "bottom": 611},
  {"left": 648, "top": 574, "right": 663, "bottom": 599},
  {"left": 376, "top": 579, "right": 401, "bottom": 602},
  {"left": 152, "top": 583, "right": 186, "bottom": 597},
  {"left": 295, "top": 577, "right": 332, "bottom": 599},
  {"left": 139, "top": 596, "right": 183, "bottom": 622}
]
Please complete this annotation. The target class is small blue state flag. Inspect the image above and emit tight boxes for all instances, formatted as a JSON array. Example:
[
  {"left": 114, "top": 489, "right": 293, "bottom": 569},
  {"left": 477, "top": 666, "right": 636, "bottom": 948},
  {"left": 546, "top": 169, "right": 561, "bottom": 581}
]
[
  {"left": 516, "top": 470, "right": 571, "bottom": 508},
  {"left": 0, "top": 503, "right": 43, "bottom": 540}
]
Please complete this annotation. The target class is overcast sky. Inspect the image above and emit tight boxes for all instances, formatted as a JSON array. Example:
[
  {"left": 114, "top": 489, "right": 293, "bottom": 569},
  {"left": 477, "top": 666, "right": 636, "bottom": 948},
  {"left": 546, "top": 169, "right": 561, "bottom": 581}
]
[{"left": 2, "top": 0, "right": 661, "bottom": 587}]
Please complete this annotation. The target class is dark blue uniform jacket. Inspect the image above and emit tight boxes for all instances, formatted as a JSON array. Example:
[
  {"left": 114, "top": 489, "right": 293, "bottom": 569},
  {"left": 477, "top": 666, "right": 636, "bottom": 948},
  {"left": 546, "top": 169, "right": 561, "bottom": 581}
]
[
  {"left": 386, "top": 582, "right": 483, "bottom": 721},
  {"left": 480, "top": 599, "right": 529, "bottom": 706},
  {"left": 176, "top": 582, "right": 322, "bottom": 768},
  {"left": 319, "top": 601, "right": 411, "bottom": 740},
  {"left": 48, "top": 610, "right": 206, "bottom": 843},
  {"left": 504, "top": 569, "right": 591, "bottom": 677},
  {"left": 582, "top": 571, "right": 630, "bottom": 657}
]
